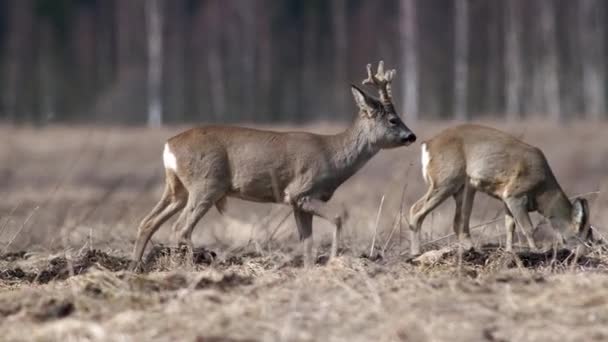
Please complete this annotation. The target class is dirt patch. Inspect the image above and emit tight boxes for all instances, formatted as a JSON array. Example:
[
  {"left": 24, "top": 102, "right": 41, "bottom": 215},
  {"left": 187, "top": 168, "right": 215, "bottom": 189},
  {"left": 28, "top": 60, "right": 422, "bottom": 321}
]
[
  {"left": 142, "top": 245, "right": 217, "bottom": 270},
  {"left": 0, "top": 267, "right": 31, "bottom": 281},
  {"left": 461, "top": 249, "right": 492, "bottom": 265},
  {"left": 0, "top": 250, "right": 131, "bottom": 284},
  {"left": 360, "top": 253, "right": 384, "bottom": 262},
  {"left": 1, "top": 246, "right": 603, "bottom": 287},
  {"left": 412, "top": 246, "right": 605, "bottom": 271},
  {"left": 516, "top": 248, "right": 601, "bottom": 268},
  {"left": 195, "top": 336, "right": 257, "bottom": 342},
  {"left": 493, "top": 273, "right": 546, "bottom": 285},
  {"left": 0, "top": 251, "right": 28, "bottom": 262},
  {"left": 0, "top": 292, "right": 75, "bottom": 321},
  {"left": 222, "top": 251, "right": 264, "bottom": 266},
  {"left": 111, "top": 272, "right": 253, "bottom": 293},
  {"left": 0, "top": 300, "right": 23, "bottom": 318},
  {"left": 411, "top": 247, "right": 490, "bottom": 267},
  {"left": 195, "top": 273, "right": 253, "bottom": 291},
  {"left": 35, "top": 250, "right": 131, "bottom": 283},
  {"left": 31, "top": 298, "right": 75, "bottom": 322}
]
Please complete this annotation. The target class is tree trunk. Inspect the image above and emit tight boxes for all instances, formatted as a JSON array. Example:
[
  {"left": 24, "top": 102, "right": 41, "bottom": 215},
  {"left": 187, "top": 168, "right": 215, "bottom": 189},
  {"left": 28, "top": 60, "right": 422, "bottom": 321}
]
[
  {"left": 538, "top": 0, "right": 561, "bottom": 121},
  {"left": 235, "top": 0, "right": 257, "bottom": 121},
  {"left": 333, "top": 0, "right": 348, "bottom": 119},
  {"left": 38, "top": 20, "right": 55, "bottom": 124},
  {"left": 146, "top": 0, "right": 163, "bottom": 127},
  {"left": 579, "top": 0, "right": 605, "bottom": 120},
  {"left": 73, "top": 4, "right": 98, "bottom": 114},
  {"left": 484, "top": 3, "right": 500, "bottom": 116},
  {"left": 205, "top": 0, "right": 226, "bottom": 121},
  {"left": 504, "top": 0, "right": 523, "bottom": 120},
  {"left": 256, "top": 0, "right": 273, "bottom": 121},
  {"left": 3, "top": 0, "right": 33, "bottom": 123},
  {"left": 96, "top": 0, "right": 114, "bottom": 87},
  {"left": 165, "top": 1, "right": 185, "bottom": 123},
  {"left": 116, "top": 1, "right": 142, "bottom": 79},
  {"left": 453, "top": 0, "right": 469, "bottom": 121},
  {"left": 400, "top": 0, "right": 419, "bottom": 121},
  {"left": 302, "top": 4, "right": 320, "bottom": 120}
]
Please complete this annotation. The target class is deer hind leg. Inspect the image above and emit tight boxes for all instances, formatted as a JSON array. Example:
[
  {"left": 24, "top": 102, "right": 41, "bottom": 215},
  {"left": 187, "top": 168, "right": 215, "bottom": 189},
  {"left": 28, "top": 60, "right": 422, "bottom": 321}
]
[
  {"left": 132, "top": 171, "right": 187, "bottom": 266},
  {"left": 409, "top": 184, "right": 458, "bottom": 255},
  {"left": 504, "top": 196, "right": 538, "bottom": 251},
  {"left": 296, "top": 197, "right": 346, "bottom": 260},
  {"left": 504, "top": 206, "right": 516, "bottom": 252},
  {"left": 170, "top": 208, "right": 188, "bottom": 245},
  {"left": 453, "top": 184, "right": 475, "bottom": 251},
  {"left": 171, "top": 195, "right": 223, "bottom": 244},
  {"left": 293, "top": 209, "right": 314, "bottom": 268},
  {"left": 174, "top": 188, "right": 221, "bottom": 250}
]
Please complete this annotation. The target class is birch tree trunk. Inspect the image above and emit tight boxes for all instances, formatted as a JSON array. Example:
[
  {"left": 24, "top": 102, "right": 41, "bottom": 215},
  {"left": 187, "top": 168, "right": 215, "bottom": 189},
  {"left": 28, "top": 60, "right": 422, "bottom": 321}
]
[
  {"left": 146, "top": 0, "right": 163, "bottom": 127},
  {"left": 504, "top": 0, "right": 523, "bottom": 120},
  {"left": 453, "top": 0, "right": 469, "bottom": 121},
  {"left": 400, "top": 0, "right": 419, "bottom": 121},
  {"left": 579, "top": 0, "right": 606, "bottom": 120}
]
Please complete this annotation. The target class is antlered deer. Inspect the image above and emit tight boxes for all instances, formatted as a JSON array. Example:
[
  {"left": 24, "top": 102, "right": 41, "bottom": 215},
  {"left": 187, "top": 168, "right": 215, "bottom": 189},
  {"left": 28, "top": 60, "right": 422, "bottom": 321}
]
[
  {"left": 409, "top": 124, "right": 592, "bottom": 255},
  {"left": 132, "top": 61, "right": 416, "bottom": 268}
]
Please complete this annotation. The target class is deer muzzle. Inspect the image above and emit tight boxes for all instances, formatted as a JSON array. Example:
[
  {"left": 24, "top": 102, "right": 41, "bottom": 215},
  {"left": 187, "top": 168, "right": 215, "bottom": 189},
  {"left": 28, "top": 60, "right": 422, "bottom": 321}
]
[{"left": 400, "top": 132, "right": 417, "bottom": 145}]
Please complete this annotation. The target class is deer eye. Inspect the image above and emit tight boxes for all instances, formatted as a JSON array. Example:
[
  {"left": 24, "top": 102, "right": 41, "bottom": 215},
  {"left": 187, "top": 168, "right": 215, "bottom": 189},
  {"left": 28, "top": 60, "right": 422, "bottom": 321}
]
[{"left": 388, "top": 117, "right": 399, "bottom": 126}]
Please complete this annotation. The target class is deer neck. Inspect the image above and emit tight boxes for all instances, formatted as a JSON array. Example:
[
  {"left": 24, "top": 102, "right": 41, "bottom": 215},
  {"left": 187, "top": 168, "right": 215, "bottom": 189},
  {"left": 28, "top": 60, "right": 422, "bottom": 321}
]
[
  {"left": 536, "top": 186, "right": 572, "bottom": 231},
  {"left": 328, "top": 117, "right": 380, "bottom": 174}
]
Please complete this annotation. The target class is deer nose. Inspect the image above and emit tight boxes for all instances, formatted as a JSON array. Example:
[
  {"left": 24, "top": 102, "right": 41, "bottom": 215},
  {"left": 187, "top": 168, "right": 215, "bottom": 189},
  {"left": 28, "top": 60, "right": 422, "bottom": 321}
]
[{"left": 401, "top": 133, "right": 416, "bottom": 144}]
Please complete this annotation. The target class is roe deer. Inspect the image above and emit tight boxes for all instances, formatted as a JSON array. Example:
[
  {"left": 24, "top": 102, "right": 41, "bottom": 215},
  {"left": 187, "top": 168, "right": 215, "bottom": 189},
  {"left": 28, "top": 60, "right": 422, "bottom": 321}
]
[
  {"left": 132, "top": 61, "right": 416, "bottom": 268},
  {"left": 409, "top": 124, "right": 592, "bottom": 255}
]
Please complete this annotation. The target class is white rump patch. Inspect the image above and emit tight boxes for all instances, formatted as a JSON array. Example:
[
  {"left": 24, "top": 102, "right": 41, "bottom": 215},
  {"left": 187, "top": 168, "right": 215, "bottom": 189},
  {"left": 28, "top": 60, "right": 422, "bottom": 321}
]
[
  {"left": 163, "top": 143, "right": 178, "bottom": 171},
  {"left": 421, "top": 143, "right": 431, "bottom": 184},
  {"left": 283, "top": 191, "right": 293, "bottom": 204}
]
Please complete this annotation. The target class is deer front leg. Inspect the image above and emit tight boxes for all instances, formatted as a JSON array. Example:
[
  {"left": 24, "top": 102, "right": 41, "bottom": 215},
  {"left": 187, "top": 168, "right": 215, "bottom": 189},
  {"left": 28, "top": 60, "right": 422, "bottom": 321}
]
[
  {"left": 296, "top": 197, "right": 347, "bottom": 259},
  {"left": 504, "top": 196, "right": 538, "bottom": 251},
  {"left": 504, "top": 206, "right": 516, "bottom": 252},
  {"left": 459, "top": 185, "right": 476, "bottom": 250},
  {"left": 293, "top": 209, "right": 314, "bottom": 268}
]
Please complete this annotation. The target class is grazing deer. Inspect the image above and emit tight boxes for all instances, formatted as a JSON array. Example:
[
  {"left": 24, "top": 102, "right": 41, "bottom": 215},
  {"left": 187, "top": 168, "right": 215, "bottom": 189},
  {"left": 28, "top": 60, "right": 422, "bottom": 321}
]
[
  {"left": 409, "top": 124, "right": 592, "bottom": 255},
  {"left": 132, "top": 61, "right": 416, "bottom": 268}
]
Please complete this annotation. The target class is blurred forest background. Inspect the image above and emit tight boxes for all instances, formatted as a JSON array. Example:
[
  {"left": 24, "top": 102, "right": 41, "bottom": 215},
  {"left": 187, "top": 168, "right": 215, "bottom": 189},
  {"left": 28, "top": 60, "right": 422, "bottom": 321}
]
[{"left": 0, "top": 0, "right": 606, "bottom": 125}]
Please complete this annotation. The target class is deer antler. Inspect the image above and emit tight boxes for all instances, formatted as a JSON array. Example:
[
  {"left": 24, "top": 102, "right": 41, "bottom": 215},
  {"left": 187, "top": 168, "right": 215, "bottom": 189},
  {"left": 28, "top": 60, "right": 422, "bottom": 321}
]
[{"left": 362, "top": 61, "right": 396, "bottom": 104}]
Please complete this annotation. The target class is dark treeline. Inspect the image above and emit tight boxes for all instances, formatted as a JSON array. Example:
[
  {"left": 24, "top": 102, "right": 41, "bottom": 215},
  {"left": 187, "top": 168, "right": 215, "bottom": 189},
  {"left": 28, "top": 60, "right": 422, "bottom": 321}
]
[{"left": 0, "top": 0, "right": 606, "bottom": 125}]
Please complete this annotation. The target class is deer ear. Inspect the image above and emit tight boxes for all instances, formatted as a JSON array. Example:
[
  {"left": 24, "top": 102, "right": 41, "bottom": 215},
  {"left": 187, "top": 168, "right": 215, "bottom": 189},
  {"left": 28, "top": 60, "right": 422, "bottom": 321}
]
[
  {"left": 572, "top": 198, "right": 589, "bottom": 228},
  {"left": 351, "top": 85, "right": 374, "bottom": 115}
]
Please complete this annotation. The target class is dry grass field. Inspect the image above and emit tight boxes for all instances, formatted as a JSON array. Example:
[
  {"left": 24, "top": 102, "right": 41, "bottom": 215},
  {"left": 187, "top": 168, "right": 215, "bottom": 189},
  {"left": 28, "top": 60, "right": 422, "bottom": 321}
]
[{"left": 0, "top": 121, "right": 607, "bottom": 341}]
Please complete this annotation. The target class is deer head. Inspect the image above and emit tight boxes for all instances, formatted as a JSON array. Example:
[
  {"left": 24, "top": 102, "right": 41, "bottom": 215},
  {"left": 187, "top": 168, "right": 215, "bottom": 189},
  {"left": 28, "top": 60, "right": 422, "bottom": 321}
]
[
  {"left": 351, "top": 61, "right": 416, "bottom": 148},
  {"left": 571, "top": 197, "right": 594, "bottom": 243}
]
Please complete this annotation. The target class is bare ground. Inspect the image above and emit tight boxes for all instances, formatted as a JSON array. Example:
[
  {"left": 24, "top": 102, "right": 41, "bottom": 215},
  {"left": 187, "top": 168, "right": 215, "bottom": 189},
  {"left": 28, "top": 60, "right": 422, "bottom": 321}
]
[{"left": 0, "top": 122, "right": 607, "bottom": 342}]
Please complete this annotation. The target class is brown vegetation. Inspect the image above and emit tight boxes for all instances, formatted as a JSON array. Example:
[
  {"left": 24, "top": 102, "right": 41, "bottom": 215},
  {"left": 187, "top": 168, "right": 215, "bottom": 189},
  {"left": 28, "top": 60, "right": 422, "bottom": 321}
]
[{"left": 0, "top": 122, "right": 606, "bottom": 341}]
